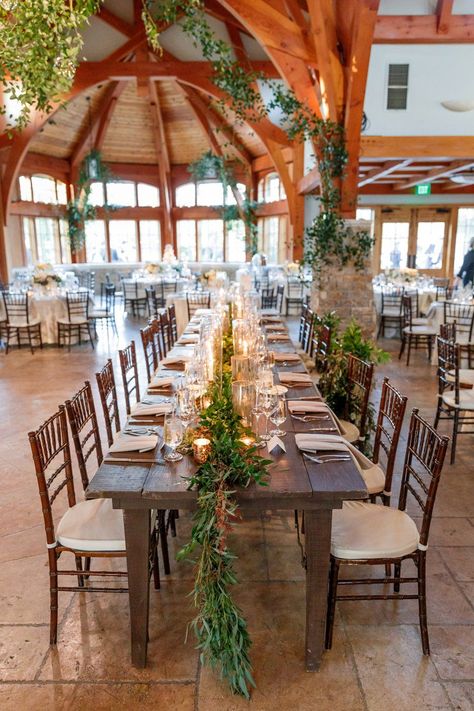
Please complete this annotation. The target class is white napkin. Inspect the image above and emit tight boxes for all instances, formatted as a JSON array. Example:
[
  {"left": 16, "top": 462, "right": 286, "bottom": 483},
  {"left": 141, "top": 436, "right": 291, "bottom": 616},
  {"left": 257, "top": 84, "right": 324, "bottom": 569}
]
[
  {"left": 131, "top": 402, "right": 173, "bottom": 416},
  {"left": 149, "top": 375, "right": 175, "bottom": 389},
  {"left": 266, "top": 326, "right": 286, "bottom": 332},
  {"left": 162, "top": 354, "right": 191, "bottom": 367},
  {"left": 194, "top": 308, "right": 212, "bottom": 316},
  {"left": 261, "top": 315, "right": 281, "bottom": 322},
  {"left": 109, "top": 432, "right": 158, "bottom": 453},
  {"left": 288, "top": 400, "right": 328, "bottom": 414},
  {"left": 279, "top": 372, "right": 312, "bottom": 385},
  {"left": 178, "top": 334, "right": 199, "bottom": 344},
  {"left": 274, "top": 352, "right": 300, "bottom": 362},
  {"left": 267, "top": 435, "right": 286, "bottom": 453},
  {"left": 267, "top": 334, "right": 290, "bottom": 341},
  {"left": 295, "top": 433, "right": 373, "bottom": 472}
]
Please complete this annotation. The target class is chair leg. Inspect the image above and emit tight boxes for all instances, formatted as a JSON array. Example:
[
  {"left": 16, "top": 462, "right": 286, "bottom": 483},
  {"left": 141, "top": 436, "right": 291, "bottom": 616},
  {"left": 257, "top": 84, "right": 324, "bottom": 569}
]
[
  {"left": 427, "top": 336, "right": 433, "bottom": 362},
  {"left": 398, "top": 335, "right": 405, "bottom": 360},
  {"left": 394, "top": 562, "right": 401, "bottom": 593},
  {"left": 49, "top": 559, "right": 58, "bottom": 645},
  {"left": 75, "top": 555, "right": 85, "bottom": 587},
  {"left": 158, "top": 510, "right": 171, "bottom": 575},
  {"left": 433, "top": 401, "right": 441, "bottom": 430},
  {"left": 325, "top": 557, "right": 340, "bottom": 650},
  {"left": 406, "top": 336, "right": 412, "bottom": 366},
  {"left": 377, "top": 317, "right": 383, "bottom": 339},
  {"left": 87, "top": 323, "right": 95, "bottom": 350},
  {"left": 451, "top": 409, "right": 460, "bottom": 464},
  {"left": 418, "top": 553, "right": 430, "bottom": 654},
  {"left": 27, "top": 327, "right": 34, "bottom": 355},
  {"left": 169, "top": 510, "right": 177, "bottom": 537},
  {"left": 83, "top": 556, "right": 91, "bottom": 580}
]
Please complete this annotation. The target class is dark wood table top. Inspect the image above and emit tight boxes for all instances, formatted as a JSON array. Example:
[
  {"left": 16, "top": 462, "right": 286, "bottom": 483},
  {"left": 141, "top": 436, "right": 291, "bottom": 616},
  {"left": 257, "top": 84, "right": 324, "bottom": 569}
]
[{"left": 86, "top": 321, "right": 367, "bottom": 510}]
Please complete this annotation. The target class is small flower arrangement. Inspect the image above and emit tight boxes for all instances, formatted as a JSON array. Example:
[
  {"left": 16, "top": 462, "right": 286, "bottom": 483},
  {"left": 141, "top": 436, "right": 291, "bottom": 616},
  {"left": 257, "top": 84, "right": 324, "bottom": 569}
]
[
  {"left": 201, "top": 269, "right": 217, "bottom": 286},
  {"left": 33, "top": 263, "right": 62, "bottom": 287},
  {"left": 144, "top": 262, "right": 161, "bottom": 275},
  {"left": 162, "top": 244, "right": 178, "bottom": 265},
  {"left": 384, "top": 267, "right": 418, "bottom": 283},
  {"left": 285, "top": 261, "right": 300, "bottom": 275}
]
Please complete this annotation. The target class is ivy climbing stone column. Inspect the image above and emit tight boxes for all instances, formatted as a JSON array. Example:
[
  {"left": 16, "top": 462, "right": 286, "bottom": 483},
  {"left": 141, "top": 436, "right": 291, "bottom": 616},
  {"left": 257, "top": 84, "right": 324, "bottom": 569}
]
[{"left": 310, "top": 219, "right": 376, "bottom": 338}]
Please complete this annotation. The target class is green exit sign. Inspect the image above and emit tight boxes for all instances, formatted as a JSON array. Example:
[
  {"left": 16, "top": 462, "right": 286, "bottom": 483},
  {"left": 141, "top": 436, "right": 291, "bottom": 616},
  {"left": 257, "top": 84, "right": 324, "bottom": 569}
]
[{"left": 415, "top": 183, "right": 431, "bottom": 195}]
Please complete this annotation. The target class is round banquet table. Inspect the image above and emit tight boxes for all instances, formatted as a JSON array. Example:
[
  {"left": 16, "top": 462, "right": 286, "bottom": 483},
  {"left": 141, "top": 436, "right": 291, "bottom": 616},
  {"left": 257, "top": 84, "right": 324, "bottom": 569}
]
[{"left": 0, "top": 288, "right": 94, "bottom": 345}]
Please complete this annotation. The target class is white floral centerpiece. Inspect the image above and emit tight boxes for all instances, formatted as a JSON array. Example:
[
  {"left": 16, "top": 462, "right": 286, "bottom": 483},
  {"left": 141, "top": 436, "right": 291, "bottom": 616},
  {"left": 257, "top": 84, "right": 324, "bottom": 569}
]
[
  {"left": 162, "top": 244, "right": 178, "bottom": 266},
  {"left": 144, "top": 262, "right": 162, "bottom": 275},
  {"left": 285, "top": 260, "right": 301, "bottom": 275},
  {"left": 201, "top": 269, "right": 216, "bottom": 286},
  {"left": 33, "top": 263, "right": 62, "bottom": 288},
  {"left": 384, "top": 267, "right": 418, "bottom": 284}
]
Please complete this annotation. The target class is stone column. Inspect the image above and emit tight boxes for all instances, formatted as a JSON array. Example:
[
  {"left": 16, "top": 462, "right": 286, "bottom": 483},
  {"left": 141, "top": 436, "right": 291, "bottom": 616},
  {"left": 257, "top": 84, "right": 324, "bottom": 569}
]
[{"left": 310, "top": 219, "right": 376, "bottom": 338}]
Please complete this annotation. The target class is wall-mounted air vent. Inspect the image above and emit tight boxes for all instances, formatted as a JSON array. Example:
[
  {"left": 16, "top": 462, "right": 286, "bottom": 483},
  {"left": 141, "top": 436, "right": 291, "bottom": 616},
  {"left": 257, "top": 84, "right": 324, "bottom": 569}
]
[{"left": 387, "top": 64, "right": 409, "bottom": 110}]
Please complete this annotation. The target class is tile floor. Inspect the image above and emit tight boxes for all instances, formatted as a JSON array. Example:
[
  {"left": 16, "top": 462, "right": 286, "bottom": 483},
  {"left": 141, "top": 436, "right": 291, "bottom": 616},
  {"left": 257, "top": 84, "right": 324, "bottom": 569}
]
[{"left": 0, "top": 311, "right": 473, "bottom": 710}]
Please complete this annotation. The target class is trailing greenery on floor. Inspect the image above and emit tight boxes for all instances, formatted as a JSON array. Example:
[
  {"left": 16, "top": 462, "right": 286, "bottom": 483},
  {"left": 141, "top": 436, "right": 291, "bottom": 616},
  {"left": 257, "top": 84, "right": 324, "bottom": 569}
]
[
  {"left": 316, "top": 314, "right": 390, "bottom": 455},
  {"left": 177, "top": 331, "right": 270, "bottom": 698}
]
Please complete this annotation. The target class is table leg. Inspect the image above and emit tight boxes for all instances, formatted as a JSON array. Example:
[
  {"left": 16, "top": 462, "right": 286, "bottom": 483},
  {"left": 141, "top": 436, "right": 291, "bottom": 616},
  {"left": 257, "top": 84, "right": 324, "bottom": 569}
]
[
  {"left": 123, "top": 508, "right": 151, "bottom": 667},
  {"left": 305, "top": 508, "right": 332, "bottom": 671}
]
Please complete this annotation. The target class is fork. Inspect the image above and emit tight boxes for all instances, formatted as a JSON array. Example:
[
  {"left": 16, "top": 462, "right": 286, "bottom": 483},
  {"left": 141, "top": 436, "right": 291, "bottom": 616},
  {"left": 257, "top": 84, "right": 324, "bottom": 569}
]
[
  {"left": 291, "top": 414, "right": 330, "bottom": 422},
  {"left": 302, "top": 452, "right": 351, "bottom": 464}
]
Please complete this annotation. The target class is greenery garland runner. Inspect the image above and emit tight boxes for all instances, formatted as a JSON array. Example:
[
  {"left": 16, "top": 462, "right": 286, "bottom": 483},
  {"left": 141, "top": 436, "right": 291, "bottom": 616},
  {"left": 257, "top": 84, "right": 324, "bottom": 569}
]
[{"left": 177, "top": 328, "right": 271, "bottom": 698}]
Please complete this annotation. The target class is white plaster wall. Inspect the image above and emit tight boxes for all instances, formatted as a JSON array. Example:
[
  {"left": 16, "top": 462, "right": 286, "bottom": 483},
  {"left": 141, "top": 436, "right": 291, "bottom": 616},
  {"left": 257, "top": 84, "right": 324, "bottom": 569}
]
[
  {"left": 379, "top": 0, "right": 473, "bottom": 14},
  {"left": 364, "top": 44, "right": 474, "bottom": 136}
]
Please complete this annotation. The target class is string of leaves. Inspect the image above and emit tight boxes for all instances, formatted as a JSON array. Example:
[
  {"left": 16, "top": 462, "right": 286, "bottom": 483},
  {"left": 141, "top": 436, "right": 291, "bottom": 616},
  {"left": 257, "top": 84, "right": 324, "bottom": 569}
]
[
  {"left": 178, "top": 331, "right": 270, "bottom": 698},
  {"left": 189, "top": 151, "right": 260, "bottom": 255},
  {"left": 0, "top": 0, "right": 101, "bottom": 133},
  {"left": 67, "top": 149, "right": 111, "bottom": 255}
]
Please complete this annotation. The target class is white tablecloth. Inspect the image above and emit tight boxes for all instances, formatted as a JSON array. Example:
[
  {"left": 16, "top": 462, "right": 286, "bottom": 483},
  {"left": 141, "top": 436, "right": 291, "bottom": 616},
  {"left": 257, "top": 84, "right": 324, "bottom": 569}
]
[
  {"left": 0, "top": 290, "right": 94, "bottom": 345},
  {"left": 165, "top": 295, "right": 189, "bottom": 336}
]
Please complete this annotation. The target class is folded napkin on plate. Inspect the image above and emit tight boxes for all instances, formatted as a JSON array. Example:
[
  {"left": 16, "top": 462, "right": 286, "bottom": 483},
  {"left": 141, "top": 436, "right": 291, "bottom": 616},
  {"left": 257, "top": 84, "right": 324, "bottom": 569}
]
[
  {"left": 274, "top": 352, "right": 300, "bottom": 362},
  {"left": 288, "top": 400, "right": 328, "bottom": 414},
  {"left": 194, "top": 308, "right": 213, "bottom": 316},
  {"left": 184, "top": 324, "right": 200, "bottom": 333},
  {"left": 109, "top": 432, "right": 158, "bottom": 453},
  {"left": 149, "top": 375, "right": 175, "bottom": 389},
  {"left": 279, "top": 372, "right": 312, "bottom": 385},
  {"left": 268, "top": 333, "right": 290, "bottom": 341},
  {"left": 162, "top": 354, "right": 191, "bottom": 367},
  {"left": 295, "top": 433, "right": 373, "bottom": 471},
  {"left": 261, "top": 315, "right": 281, "bottom": 322},
  {"left": 266, "top": 326, "right": 286, "bottom": 333},
  {"left": 178, "top": 334, "right": 199, "bottom": 344},
  {"left": 131, "top": 402, "right": 173, "bottom": 416}
]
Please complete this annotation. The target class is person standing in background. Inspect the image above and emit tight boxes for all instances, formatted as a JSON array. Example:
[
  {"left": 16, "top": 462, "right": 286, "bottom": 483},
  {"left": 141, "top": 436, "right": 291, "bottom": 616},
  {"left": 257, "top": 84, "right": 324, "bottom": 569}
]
[{"left": 455, "top": 238, "right": 474, "bottom": 287}]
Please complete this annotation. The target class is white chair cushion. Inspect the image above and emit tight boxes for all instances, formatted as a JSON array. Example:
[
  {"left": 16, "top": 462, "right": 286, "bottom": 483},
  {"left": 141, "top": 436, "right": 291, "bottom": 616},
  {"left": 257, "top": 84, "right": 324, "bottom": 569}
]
[
  {"left": 447, "top": 369, "right": 474, "bottom": 387},
  {"left": 331, "top": 501, "right": 420, "bottom": 560},
  {"left": 338, "top": 419, "right": 359, "bottom": 443},
  {"left": 8, "top": 318, "right": 41, "bottom": 327},
  {"left": 56, "top": 498, "right": 125, "bottom": 552},
  {"left": 360, "top": 463, "right": 386, "bottom": 495},
  {"left": 91, "top": 309, "right": 108, "bottom": 318},
  {"left": 57, "top": 316, "right": 89, "bottom": 325},
  {"left": 441, "top": 390, "right": 474, "bottom": 410},
  {"left": 403, "top": 325, "right": 437, "bottom": 335},
  {"left": 381, "top": 308, "right": 401, "bottom": 317},
  {"left": 412, "top": 317, "right": 429, "bottom": 326}
]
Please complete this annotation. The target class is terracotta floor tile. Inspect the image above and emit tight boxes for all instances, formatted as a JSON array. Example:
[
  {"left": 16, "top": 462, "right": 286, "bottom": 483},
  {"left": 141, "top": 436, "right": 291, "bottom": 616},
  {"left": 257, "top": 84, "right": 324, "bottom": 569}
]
[
  {"left": 430, "top": 626, "right": 474, "bottom": 680},
  {"left": 347, "top": 624, "right": 450, "bottom": 710},
  {"left": 442, "top": 682, "right": 474, "bottom": 711},
  {"left": 0, "top": 626, "right": 49, "bottom": 681},
  {"left": 438, "top": 547, "right": 474, "bottom": 581},
  {"left": 0, "top": 682, "right": 195, "bottom": 710}
]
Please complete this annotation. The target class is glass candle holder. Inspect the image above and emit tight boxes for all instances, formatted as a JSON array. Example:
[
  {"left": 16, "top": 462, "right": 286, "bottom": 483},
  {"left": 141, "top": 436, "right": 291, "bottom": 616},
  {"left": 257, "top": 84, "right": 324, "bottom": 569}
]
[
  {"left": 231, "top": 355, "right": 252, "bottom": 382},
  {"left": 193, "top": 437, "right": 211, "bottom": 464},
  {"left": 232, "top": 380, "right": 256, "bottom": 427}
]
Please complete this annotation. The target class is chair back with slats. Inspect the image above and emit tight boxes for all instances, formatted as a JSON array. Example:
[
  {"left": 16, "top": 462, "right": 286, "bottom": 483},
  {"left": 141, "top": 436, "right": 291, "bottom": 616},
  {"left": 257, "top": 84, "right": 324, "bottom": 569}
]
[
  {"left": 65, "top": 382, "right": 103, "bottom": 490},
  {"left": 298, "top": 303, "right": 308, "bottom": 344},
  {"left": 167, "top": 303, "right": 178, "bottom": 345},
  {"left": 439, "top": 321, "right": 456, "bottom": 341},
  {"left": 145, "top": 285, "right": 159, "bottom": 318},
  {"left": 186, "top": 291, "right": 211, "bottom": 319},
  {"left": 96, "top": 360, "right": 121, "bottom": 447},
  {"left": 436, "top": 336, "right": 458, "bottom": 397},
  {"left": 122, "top": 279, "right": 138, "bottom": 300},
  {"left": 261, "top": 287, "right": 276, "bottom": 309},
  {"left": 381, "top": 286, "right": 404, "bottom": 315},
  {"left": 372, "top": 377, "right": 408, "bottom": 496},
  {"left": 28, "top": 408, "right": 76, "bottom": 548},
  {"left": 436, "top": 285, "right": 453, "bottom": 301},
  {"left": 443, "top": 301, "right": 474, "bottom": 341},
  {"left": 301, "top": 307, "right": 314, "bottom": 354},
  {"left": 287, "top": 278, "right": 304, "bottom": 300},
  {"left": 398, "top": 409, "right": 449, "bottom": 548},
  {"left": 140, "top": 323, "right": 158, "bottom": 383},
  {"left": 162, "top": 280, "right": 178, "bottom": 300},
  {"left": 150, "top": 316, "right": 166, "bottom": 361},
  {"left": 401, "top": 294, "right": 414, "bottom": 330},
  {"left": 66, "top": 291, "right": 89, "bottom": 322},
  {"left": 3, "top": 291, "right": 30, "bottom": 324},
  {"left": 159, "top": 309, "right": 172, "bottom": 355},
  {"left": 433, "top": 277, "right": 449, "bottom": 289},
  {"left": 347, "top": 354, "right": 374, "bottom": 439},
  {"left": 314, "top": 324, "right": 331, "bottom": 370},
  {"left": 103, "top": 283, "right": 116, "bottom": 316},
  {"left": 275, "top": 284, "right": 284, "bottom": 312},
  {"left": 119, "top": 341, "right": 140, "bottom": 415}
]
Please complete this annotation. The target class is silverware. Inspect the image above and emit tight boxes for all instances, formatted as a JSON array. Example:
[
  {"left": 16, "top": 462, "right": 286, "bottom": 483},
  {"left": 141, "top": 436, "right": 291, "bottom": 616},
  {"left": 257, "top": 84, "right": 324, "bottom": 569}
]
[
  {"left": 291, "top": 413, "right": 330, "bottom": 422},
  {"left": 302, "top": 452, "right": 351, "bottom": 464},
  {"left": 104, "top": 457, "right": 166, "bottom": 465},
  {"left": 304, "top": 427, "right": 339, "bottom": 432}
]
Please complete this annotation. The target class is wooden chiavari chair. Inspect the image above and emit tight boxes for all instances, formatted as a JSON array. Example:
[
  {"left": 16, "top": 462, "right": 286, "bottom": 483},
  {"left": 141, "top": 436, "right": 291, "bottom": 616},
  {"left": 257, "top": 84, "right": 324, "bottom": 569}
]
[
  {"left": 91, "top": 283, "right": 117, "bottom": 336},
  {"left": 118, "top": 341, "right": 140, "bottom": 415},
  {"left": 167, "top": 303, "right": 178, "bottom": 345},
  {"left": 28, "top": 408, "right": 129, "bottom": 645},
  {"left": 121, "top": 278, "right": 147, "bottom": 316},
  {"left": 301, "top": 307, "right": 314, "bottom": 355},
  {"left": 65, "top": 381, "right": 103, "bottom": 490},
  {"left": 159, "top": 309, "right": 173, "bottom": 355},
  {"left": 440, "top": 321, "right": 456, "bottom": 341},
  {"left": 443, "top": 301, "right": 474, "bottom": 343},
  {"left": 312, "top": 324, "right": 331, "bottom": 373},
  {"left": 96, "top": 360, "right": 121, "bottom": 448},
  {"left": 57, "top": 291, "right": 95, "bottom": 351},
  {"left": 285, "top": 278, "right": 305, "bottom": 316},
  {"left": 298, "top": 303, "right": 308, "bottom": 345},
  {"left": 145, "top": 285, "right": 160, "bottom": 319},
  {"left": 399, "top": 295, "right": 437, "bottom": 366},
  {"left": 326, "top": 409, "right": 449, "bottom": 654},
  {"left": 150, "top": 316, "right": 166, "bottom": 362},
  {"left": 434, "top": 337, "right": 474, "bottom": 464},
  {"left": 2, "top": 291, "right": 42, "bottom": 354},
  {"left": 377, "top": 286, "right": 404, "bottom": 338},
  {"left": 140, "top": 323, "right": 158, "bottom": 383},
  {"left": 338, "top": 354, "right": 374, "bottom": 445},
  {"left": 186, "top": 291, "right": 211, "bottom": 319},
  {"left": 371, "top": 378, "right": 408, "bottom": 505}
]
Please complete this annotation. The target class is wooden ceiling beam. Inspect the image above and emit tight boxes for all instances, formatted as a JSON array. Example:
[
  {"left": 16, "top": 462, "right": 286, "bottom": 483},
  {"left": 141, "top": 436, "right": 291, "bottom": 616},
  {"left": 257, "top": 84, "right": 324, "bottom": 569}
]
[
  {"left": 296, "top": 165, "right": 321, "bottom": 195},
  {"left": 358, "top": 159, "right": 411, "bottom": 187},
  {"left": 374, "top": 14, "right": 474, "bottom": 43},
  {"left": 395, "top": 160, "right": 474, "bottom": 190},
  {"left": 252, "top": 147, "right": 293, "bottom": 172},
  {"left": 437, "top": 0, "right": 454, "bottom": 34},
  {"left": 306, "top": 0, "right": 343, "bottom": 119},
  {"left": 341, "top": 0, "right": 380, "bottom": 216},
  {"left": 360, "top": 136, "right": 474, "bottom": 158},
  {"left": 97, "top": 7, "right": 135, "bottom": 38},
  {"left": 148, "top": 80, "right": 174, "bottom": 244}
]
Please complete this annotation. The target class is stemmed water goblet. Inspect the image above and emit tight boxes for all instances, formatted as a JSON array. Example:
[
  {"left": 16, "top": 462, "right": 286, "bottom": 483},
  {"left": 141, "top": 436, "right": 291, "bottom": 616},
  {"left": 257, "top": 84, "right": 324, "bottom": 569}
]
[
  {"left": 269, "top": 396, "right": 287, "bottom": 437},
  {"left": 163, "top": 413, "right": 184, "bottom": 462}
]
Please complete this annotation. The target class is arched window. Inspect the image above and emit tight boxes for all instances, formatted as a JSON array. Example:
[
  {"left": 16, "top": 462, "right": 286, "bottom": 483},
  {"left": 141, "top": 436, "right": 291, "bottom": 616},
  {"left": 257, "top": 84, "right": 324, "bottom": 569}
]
[
  {"left": 257, "top": 172, "right": 286, "bottom": 203},
  {"left": 19, "top": 174, "right": 67, "bottom": 204},
  {"left": 175, "top": 181, "right": 246, "bottom": 207}
]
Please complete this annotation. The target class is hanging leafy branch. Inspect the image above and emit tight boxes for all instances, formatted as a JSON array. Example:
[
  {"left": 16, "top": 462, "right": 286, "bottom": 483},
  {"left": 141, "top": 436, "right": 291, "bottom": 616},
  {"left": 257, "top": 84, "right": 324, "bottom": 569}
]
[
  {"left": 177, "top": 331, "right": 270, "bottom": 698},
  {"left": 189, "top": 151, "right": 260, "bottom": 255},
  {"left": 67, "top": 148, "right": 111, "bottom": 254},
  {"left": 0, "top": 0, "right": 101, "bottom": 133}
]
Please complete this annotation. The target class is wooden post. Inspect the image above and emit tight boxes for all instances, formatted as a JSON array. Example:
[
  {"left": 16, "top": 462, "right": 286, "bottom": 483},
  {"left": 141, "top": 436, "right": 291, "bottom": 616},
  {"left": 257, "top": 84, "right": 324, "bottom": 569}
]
[
  {"left": 292, "top": 142, "right": 305, "bottom": 261},
  {"left": 0, "top": 181, "right": 9, "bottom": 282}
]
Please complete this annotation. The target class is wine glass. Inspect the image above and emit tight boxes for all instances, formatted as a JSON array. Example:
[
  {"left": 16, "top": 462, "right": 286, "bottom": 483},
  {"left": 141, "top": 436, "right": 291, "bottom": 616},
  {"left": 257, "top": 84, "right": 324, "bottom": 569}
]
[
  {"left": 269, "top": 396, "right": 287, "bottom": 437},
  {"left": 251, "top": 387, "right": 267, "bottom": 448},
  {"left": 163, "top": 413, "right": 184, "bottom": 462},
  {"left": 261, "top": 388, "right": 277, "bottom": 441},
  {"left": 177, "top": 387, "right": 195, "bottom": 428}
]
